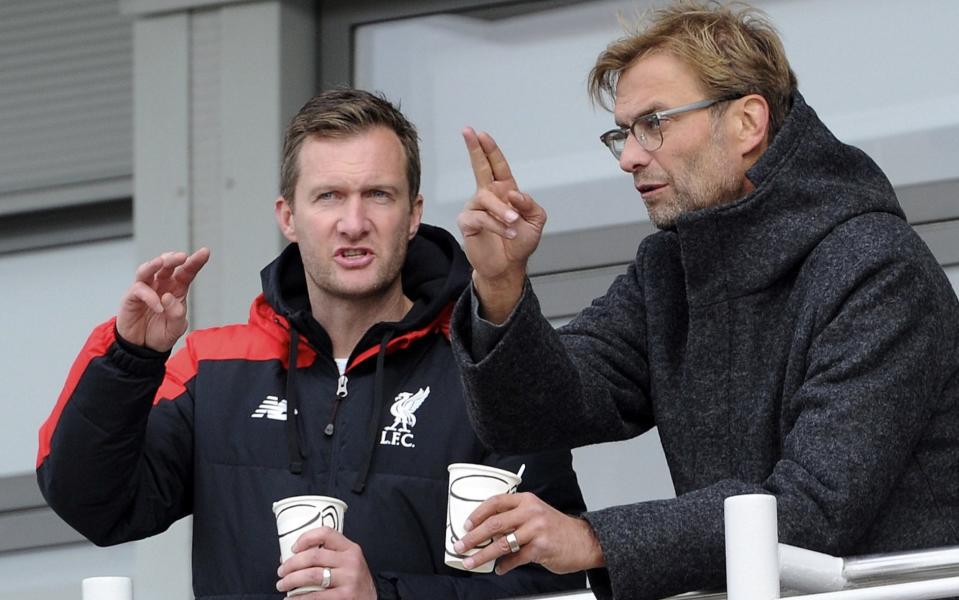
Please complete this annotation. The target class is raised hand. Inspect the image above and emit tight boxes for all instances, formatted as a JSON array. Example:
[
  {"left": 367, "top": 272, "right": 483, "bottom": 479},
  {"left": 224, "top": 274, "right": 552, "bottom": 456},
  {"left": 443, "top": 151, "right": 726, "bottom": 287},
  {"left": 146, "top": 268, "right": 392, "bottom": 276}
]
[
  {"left": 457, "top": 128, "right": 547, "bottom": 323},
  {"left": 276, "top": 527, "right": 377, "bottom": 600},
  {"left": 116, "top": 248, "right": 210, "bottom": 352},
  {"left": 452, "top": 492, "right": 604, "bottom": 576}
]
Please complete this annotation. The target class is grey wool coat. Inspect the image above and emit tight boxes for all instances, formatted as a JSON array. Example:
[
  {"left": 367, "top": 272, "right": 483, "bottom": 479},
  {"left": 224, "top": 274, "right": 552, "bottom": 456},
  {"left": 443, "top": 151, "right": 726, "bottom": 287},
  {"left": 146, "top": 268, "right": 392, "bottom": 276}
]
[{"left": 450, "top": 93, "right": 959, "bottom": 600}]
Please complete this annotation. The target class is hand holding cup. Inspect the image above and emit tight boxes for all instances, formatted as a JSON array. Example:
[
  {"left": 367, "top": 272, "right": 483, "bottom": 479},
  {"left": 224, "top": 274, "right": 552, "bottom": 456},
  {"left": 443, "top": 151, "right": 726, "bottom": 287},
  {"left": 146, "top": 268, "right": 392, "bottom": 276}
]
[
  {"left": 452, "top": 489, "right": 606, "bottom": 576},
  {"left": 444, "top": 463, "right": 523, "bottom": 573},
  {"left": 273, "top": 495, "right": 354, "bottom": 597}
]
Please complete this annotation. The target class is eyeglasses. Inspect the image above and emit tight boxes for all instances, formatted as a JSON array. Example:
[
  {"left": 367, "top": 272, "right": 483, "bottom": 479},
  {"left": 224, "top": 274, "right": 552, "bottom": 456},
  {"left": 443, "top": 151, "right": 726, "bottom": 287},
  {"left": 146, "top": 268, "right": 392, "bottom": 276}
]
[{"left": 599, "top": 96, "right": 740, "bottom": 159}]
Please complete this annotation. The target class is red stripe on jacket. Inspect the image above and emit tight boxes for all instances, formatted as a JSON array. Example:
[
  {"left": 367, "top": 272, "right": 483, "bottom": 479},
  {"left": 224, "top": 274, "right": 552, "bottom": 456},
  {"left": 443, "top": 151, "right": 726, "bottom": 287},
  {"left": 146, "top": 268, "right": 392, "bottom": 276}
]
[
  {"left": 37, "top": 297, "right": 454, "bottom": 468},
  {"left": 37, "top": 318, "right": 119, "bottom": 468},
  {"left": 348, "top": 303, "right": 454, "bottom": 372},
  {"left": 153, "top": 311, "right": 318, "bottom": 403}
]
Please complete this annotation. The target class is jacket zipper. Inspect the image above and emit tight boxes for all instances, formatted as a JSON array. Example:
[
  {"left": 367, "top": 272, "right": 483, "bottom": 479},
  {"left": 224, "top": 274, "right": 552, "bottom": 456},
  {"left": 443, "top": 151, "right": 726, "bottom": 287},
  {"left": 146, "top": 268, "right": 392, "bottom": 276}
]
[
  {"left": 325, "top": 374, "right": 348, "bottom": 436},
  {"left": 325, "top": 373, "right": 347, "bottom": 491}
]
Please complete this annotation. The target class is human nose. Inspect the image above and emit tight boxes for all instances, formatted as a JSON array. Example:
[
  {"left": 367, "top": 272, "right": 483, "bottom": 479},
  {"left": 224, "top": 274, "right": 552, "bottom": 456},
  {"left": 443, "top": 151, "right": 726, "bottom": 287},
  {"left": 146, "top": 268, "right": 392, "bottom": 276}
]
[
  {"left": 336, "top": 197, "right": 370, "bottom": 238},
  {"left": 618, "top": 134, "right": 653, "bottom": 173}
]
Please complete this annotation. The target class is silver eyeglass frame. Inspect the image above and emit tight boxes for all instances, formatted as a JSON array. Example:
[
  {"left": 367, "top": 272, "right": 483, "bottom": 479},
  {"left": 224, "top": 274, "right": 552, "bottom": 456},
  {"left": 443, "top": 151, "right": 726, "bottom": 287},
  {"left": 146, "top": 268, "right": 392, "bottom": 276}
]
[{"left": 599, "top": 95, "right": 741, "bottom": 159}]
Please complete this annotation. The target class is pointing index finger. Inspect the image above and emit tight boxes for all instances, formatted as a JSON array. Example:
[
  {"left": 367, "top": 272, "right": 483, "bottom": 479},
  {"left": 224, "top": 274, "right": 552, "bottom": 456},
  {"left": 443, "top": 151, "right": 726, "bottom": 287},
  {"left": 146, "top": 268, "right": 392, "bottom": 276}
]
[
  {"left": 169, "top": 247, "right": 211, "bottom": 297},
  {"left": 463, "top": 127, "right": 494, "bottom": 189}
]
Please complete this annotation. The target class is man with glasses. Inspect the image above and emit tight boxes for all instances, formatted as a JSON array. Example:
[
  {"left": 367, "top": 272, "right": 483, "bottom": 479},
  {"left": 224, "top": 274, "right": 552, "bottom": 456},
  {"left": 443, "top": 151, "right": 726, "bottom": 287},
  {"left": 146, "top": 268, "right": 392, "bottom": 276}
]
[{"left": 448, "top": 2, "right": 959, "bottom": 599}]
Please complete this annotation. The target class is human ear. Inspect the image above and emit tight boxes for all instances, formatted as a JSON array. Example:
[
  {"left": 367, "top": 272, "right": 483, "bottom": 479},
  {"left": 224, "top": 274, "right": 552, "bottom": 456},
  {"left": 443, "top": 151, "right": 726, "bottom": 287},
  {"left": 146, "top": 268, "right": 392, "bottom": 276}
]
[
  {"left": 736, "top": 94, "right": 770, "bottom": 157},
  {"left": 408, "top": 194, "right": 424, "bottom": 239},
  {"left": 275, "top": 196, "right": 297, "bottom": 242}
]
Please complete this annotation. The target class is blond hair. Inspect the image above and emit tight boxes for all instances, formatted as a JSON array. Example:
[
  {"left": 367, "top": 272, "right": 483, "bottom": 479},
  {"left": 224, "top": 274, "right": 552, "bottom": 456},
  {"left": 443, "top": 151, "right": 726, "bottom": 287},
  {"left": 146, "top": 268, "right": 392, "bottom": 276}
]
[{"left": 588, "top": 0, "right": 797, "bottom": 140}]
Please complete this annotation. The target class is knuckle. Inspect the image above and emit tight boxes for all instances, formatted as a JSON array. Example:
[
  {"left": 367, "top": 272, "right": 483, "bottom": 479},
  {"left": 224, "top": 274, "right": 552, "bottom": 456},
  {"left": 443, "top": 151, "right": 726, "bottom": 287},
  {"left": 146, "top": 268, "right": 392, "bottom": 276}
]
[
  {"left": 515, "top": 491, "right": 534, "bottom": 504},
  {"left": 306, "top": 566, "right": 325, "bottom": 583},
  {"left": 345, "top": 550, "right": 363, "bottom": 568},
  {"left": 486, "top": 515, "right": 507, "bottom": 534}
]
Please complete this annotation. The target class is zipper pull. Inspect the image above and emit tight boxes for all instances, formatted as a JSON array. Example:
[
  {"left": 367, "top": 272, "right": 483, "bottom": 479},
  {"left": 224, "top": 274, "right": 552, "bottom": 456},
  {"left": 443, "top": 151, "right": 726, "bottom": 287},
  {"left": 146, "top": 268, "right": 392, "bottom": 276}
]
[{"left": 325, "top": 375, "right": 348, "bottom": 436}]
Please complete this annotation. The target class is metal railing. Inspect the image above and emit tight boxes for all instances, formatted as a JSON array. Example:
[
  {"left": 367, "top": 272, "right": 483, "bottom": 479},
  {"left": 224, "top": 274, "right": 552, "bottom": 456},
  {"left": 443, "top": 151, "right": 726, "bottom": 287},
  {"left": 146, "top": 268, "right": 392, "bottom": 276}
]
[
  {"left": 515, "top": 495, "right": 959, "bottom": 600},
  {"left": 724, "top": 494, "right": 959, "bottom": 600}
]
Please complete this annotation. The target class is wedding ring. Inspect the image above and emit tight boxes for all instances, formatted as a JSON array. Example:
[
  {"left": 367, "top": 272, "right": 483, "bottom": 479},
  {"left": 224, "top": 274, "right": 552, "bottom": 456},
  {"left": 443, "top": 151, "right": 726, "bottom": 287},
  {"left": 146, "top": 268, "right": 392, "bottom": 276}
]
[
  {"left": 320, "top": 567, "right": 333, "bottom": 589},
  {"left": 506, "top": 532, "right": 521, "bottom": 554}
]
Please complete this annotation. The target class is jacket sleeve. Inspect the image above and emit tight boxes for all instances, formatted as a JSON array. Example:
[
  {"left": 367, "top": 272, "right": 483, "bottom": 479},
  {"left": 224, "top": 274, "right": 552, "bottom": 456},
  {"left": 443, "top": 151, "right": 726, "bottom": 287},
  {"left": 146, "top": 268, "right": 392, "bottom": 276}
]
[
  {"left": 373, "top": 450, "right": 588, "bottom": 600},
  {"left": 36, "top": 318, "right": 196, "bottom": 546}
]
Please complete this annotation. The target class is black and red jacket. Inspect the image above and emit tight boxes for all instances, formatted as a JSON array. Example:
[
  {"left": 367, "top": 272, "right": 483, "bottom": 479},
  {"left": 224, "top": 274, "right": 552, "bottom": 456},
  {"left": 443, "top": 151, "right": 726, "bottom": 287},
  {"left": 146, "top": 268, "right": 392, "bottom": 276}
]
[{"left": 37, "top": 224, "right": 586, "bottom": 599}]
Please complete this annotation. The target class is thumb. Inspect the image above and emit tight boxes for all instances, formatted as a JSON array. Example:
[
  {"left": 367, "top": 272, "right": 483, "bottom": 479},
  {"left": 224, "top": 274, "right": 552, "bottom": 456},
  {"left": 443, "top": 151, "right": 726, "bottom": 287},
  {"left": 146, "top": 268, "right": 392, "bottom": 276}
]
[
  {"left": 160, "top": 291, "right": 188, "bottom": 321},
  {"left": 507, "top": 191, "right": 546, "bottom": 225},
  {"left": 161, "top": 292, "right": 177, "bottom": 309}
]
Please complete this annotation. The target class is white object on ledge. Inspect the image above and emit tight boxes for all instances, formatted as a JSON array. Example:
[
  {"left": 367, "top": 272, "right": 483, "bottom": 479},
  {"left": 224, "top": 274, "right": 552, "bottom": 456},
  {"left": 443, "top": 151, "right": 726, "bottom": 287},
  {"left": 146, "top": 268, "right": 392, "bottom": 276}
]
[
  {"left": 724, "top": 494, "right": 780, "bottom": 600},
  {"left": 82, "top": 576, "right": 133, "bottom": 600}
]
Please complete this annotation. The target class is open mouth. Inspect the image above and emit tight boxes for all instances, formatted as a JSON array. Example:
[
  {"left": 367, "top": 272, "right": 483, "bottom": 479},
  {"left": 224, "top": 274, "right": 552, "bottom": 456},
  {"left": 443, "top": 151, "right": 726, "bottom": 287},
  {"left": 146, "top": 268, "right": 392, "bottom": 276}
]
[
  {"left": 334, "top": 247, "right": 374, "bottom": 268},
  {"left": 338, "top": 248, "right": 369, "bottom": 258}
]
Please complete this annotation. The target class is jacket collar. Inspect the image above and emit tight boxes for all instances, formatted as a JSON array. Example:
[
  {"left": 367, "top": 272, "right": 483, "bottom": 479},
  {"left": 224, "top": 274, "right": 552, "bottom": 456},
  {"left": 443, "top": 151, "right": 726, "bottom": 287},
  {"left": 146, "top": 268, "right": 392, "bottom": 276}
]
[{"left": 256, "top": 223, "right": 470, "bottom": 362}]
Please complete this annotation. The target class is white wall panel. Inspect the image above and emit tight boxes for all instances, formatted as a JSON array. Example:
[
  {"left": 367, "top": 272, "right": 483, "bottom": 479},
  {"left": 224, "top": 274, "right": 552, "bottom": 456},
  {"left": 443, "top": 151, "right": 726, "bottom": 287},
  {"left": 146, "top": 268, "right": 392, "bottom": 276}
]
[
  {"left": 946, "top": 266, "right": 959, "bottom": 296},
  {"left": 0, "top": 542, "right": 134, "bottom": 600},
  {"left": 0, "top": 238, "right": 134, "bottom": 477},
  {"left": 190, "top": 8, "right": 226, "bottom": 327}
]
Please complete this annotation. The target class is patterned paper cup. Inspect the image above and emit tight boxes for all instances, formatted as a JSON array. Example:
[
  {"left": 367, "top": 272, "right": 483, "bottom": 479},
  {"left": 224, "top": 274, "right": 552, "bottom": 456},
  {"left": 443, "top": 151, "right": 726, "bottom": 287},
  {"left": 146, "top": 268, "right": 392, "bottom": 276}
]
[
  {"left": 273, "top": 495, "right": 348, "bottom": 596},
  {"left": 444, "top": 463, "right": 522, "bottom": 573}
]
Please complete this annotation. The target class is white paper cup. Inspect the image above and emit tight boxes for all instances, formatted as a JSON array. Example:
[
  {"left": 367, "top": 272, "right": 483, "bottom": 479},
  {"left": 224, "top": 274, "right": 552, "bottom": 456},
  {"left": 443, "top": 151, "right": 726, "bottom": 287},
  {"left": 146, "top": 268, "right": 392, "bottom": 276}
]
[
  {"left": 444, "top": 463, "right": 522, "bottom": 573},
  {"left": 82, "top": 577, "right": 133, "bottom": 600},
  {"left": 273, "top": 495, "right": 348, "bottom": 596}
]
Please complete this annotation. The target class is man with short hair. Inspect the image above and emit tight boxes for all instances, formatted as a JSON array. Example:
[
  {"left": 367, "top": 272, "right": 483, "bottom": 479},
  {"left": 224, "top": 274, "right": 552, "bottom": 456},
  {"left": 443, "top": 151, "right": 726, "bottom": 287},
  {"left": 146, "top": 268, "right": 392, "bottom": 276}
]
[
  {"left": 37, "top": 88, "right": 586, "bottom": 599},
  {"left": 449, "top": 2, "right": 959, "bottom": 598}
]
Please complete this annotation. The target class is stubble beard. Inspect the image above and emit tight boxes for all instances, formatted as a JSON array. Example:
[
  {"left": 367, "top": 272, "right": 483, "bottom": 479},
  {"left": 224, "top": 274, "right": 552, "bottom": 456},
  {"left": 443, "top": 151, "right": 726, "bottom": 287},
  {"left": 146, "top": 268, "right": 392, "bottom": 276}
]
[
  {"left": 646, "top": 128, "right": 745, "bottom": 229},
  {"left": 307, "top": 243, "right": 408, "bottom": 304}
]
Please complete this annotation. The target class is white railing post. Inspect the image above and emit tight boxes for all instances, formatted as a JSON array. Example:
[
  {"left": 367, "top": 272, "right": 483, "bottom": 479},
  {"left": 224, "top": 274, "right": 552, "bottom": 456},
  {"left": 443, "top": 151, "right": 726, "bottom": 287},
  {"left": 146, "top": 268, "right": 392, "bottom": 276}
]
[{"left": 725, "top": 494, "right": 780, "bottom": 600}]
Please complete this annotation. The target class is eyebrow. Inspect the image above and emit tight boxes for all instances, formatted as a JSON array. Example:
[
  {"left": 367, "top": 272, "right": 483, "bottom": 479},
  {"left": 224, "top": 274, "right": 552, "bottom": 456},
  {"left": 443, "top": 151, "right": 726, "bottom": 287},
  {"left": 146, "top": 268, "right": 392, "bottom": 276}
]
[
  {"left": 365, "top": 183, "right": 402, "bottom": 194},
  {"left": 615, "top": 102, "right": 668, "bottom": 128},
  {"left": 305, "top": 182, "right": 403, "bottom": 195}
]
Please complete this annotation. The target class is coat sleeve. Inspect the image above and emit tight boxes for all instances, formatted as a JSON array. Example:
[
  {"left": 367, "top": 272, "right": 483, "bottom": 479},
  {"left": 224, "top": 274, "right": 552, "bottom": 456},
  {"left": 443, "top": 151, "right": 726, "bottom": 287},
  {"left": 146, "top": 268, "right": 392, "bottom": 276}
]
[
  {"left": 36, "top": 318, "right": 196, "bottom": 546},
  {"left": 450, "top": 259, "right": 657, "bottom": 456},
  {"left": 373, "top": 450, "right": 588, "bottom": 600}
]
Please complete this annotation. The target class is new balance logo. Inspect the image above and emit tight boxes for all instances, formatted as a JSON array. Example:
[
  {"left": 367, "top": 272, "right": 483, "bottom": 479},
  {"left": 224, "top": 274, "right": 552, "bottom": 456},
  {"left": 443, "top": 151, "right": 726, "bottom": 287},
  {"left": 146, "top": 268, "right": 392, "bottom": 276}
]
[{"left": 251, "top": 395, "right": 287, "bottom": 421}]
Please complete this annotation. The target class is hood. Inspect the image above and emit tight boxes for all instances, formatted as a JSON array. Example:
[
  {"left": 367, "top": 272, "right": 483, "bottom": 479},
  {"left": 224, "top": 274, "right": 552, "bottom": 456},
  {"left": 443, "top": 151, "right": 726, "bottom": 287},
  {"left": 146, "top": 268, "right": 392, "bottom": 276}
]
[
  {"left": 671, "top": 92, "right": 905, "bottom": 306},
  {"left": 259, "top": 223, "right": 471, "bottom": 361},
  {"left": 256, "top": 223, "right": 470, "bottom": 483}
]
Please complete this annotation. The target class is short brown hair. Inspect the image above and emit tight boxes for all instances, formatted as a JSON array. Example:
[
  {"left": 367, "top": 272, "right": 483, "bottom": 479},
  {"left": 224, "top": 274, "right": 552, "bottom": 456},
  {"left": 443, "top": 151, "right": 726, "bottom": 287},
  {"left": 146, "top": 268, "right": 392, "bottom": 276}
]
[
  {"left": 280, "top": 88, "right": 421, "bottom": 204},
  {"left": 588, "top": 0, "right": 798, "bottom": 141}
]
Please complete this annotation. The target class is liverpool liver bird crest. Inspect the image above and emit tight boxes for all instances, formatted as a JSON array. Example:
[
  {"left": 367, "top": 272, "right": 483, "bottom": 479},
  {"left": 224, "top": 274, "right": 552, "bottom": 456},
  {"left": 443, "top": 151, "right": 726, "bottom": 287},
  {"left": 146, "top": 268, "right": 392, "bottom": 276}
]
[{"left": 385, "top": 387, "right": 430, "bottom": 433}]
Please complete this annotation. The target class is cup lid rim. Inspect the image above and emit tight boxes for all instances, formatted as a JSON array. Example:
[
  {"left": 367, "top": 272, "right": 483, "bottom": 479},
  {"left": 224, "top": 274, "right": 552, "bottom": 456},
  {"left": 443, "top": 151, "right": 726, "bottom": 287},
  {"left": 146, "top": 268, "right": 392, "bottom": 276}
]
[
  {"left": 272, "top": 495, "right": 349, "bottom": 512},
  {"left": 447, "top": 462, "right": 522, "bottom": 483}
]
